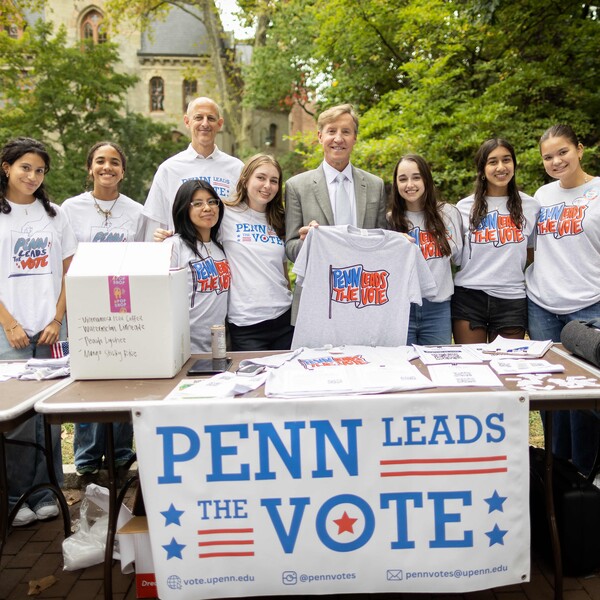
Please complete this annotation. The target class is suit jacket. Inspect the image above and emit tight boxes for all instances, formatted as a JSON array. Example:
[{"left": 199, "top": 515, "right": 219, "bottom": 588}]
[{"left": 284, "top": 162, "right": 388, "bottom": 323}]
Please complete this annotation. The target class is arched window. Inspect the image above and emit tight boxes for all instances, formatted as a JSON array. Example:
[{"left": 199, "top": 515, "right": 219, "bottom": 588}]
[
  {"left": 182, "top": 79, "right": 198, "bottom": 112},
  {"left": 150, "top": 77, "right": 165, "bottom": 112},
  {"left": 265, "top": 123, "right": 277, "bottom": 148},
  {"left": 80, "top": 9, "right": 106, "bottom": 44}
]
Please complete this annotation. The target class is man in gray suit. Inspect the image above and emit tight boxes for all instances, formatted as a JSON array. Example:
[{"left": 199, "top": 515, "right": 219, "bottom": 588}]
[{"left": 284, "top": 104, "right": 388, "bottom": 319}]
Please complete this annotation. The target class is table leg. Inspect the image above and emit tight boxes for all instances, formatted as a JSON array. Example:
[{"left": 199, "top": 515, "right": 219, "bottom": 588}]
[
  {"left": 0, "top": 433, "right": 9, "bottom": 559},
  {"left": 42, "top": 417, "right": 71, "bottom": 539},
  {"left": 544, "top": 412, "right": 563, "bottom": 600},
  {"left": 103, "top": 422, "right": 116, "bottom": 600},
  {"left": 101, "top": 421, "right": 139, "bottom": 600}
]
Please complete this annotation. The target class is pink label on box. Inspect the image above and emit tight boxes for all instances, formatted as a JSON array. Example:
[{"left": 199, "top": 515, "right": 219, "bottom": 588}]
[{"left": 108, "top": 275, "right": 131, "bottom": 313}]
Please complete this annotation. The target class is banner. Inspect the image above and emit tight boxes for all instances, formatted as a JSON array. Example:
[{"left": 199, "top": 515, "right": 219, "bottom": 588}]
[{"left": 132, "top": 391, "right": 530, "bottom": 599}]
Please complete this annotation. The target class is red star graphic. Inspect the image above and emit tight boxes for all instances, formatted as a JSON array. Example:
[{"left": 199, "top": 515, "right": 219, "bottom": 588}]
[{"left": 333, "top": 511, "right": 358, "bottom": 534}]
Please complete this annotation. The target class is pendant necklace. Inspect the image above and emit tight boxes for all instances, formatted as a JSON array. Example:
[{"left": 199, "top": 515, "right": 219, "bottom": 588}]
[{"left": 92, "top": 193, "right": 120, "bottom": 225}]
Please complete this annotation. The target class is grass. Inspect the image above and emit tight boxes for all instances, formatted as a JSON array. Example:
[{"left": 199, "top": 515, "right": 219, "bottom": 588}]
[{"left": 59, "top": 412, "right": 546, "bottom": 466}]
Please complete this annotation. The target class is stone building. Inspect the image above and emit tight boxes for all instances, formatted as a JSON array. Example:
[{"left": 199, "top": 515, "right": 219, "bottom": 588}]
[{"left": 13, "top": 0, "right": 292, "bottom": 156}]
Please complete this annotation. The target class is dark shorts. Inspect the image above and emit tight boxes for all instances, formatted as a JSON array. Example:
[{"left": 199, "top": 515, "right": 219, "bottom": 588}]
[
  {"left": 451, "top": 286, "right": 527, "bottom": 332},
  {"left": 228, "top": 308, "right": 294, "bottom": 351}
]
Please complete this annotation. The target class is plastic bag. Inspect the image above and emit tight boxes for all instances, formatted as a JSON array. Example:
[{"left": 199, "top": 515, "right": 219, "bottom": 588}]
[{"left": 62, "top": 483, "right": 132, "bottom": 571}]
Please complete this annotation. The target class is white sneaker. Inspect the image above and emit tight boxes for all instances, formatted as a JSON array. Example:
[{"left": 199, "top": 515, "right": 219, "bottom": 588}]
[
  {"left": 35, "top": 502, "right": 59, "bottom": 521},
  {"left": 13, "top": 505, "right": 37, "bottom": 527}
]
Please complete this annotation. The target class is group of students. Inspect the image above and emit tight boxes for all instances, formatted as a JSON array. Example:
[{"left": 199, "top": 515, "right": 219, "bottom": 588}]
[
  {"left": 389, "top": 125, "right": 600, "bottom": 478},
  {"left": 1, "top": 121, "right": 599, "bottom": 526}
]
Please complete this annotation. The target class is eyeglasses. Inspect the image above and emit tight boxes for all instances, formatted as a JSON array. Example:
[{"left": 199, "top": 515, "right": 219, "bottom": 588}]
[{"left": 190, "top": 198, "right": 220, "bottom": 209}]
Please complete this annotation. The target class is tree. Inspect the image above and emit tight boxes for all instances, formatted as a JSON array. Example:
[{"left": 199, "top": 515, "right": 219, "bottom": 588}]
[
  {"left": 244, "top": 0, "right": 600, "bottom": 200},
  {"left": 0, "top": 19, "right": 182, "bottom": 200}
]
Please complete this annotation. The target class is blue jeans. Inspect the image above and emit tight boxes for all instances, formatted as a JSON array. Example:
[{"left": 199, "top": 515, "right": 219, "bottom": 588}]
[
  {"left": 1, "top": 328, "right": 65, "bottom": 511},
  {"left": 74, "top": 422, "right": 134, "bottom": 472},
  {"left": 528, "top": 298, "right": 600, "bottom": 475},
  {"left": 407, "top": 299, "right": 452, "bottom": 345}
]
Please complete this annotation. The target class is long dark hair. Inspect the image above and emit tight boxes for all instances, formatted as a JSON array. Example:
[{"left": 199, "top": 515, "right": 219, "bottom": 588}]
[
  {"left": 390, "top": 154, "right": 451, "bottom": 257},
  {"left": 0, "top": 137, "right": 55, "bottom": 216},
  {"left": 471, "top": 139, "right": 524, "bottom": 231},
  {"left": 228, "top": 154, "right": 285, "bottom": 239},
  {"left": 172, "top": 180, "right": 224, "bottom": 258}
]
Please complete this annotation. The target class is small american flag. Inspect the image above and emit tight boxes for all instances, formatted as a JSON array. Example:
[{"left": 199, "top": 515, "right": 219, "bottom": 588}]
[{"left": 51, "top": 340, "right": 69, "bottom": 358}]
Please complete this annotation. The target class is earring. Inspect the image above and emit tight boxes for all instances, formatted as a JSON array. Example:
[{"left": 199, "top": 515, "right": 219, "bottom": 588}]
[{"left": 481, "top": 175, "right": 486, "bottom": 181}]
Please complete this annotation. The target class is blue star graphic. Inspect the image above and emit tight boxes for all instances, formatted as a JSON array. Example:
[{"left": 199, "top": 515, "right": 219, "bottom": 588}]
[
  {"left": 484, "top": 490, "right": 507, "bottom": 513},
  {"left": 163, "top": 538, "right": 186, "bottom": 559},
  {"left": 161, "top": 503, "right": 185, "bottom": 526},
  {"left": 485, "top": 524, "right": 508, "bottom": 546}
]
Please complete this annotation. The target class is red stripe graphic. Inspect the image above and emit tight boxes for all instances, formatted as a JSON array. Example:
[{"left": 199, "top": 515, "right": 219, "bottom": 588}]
[
  {"left": 197, "top": 527, "right": 255, "bottom": 559},
  {"left": 380, "top": 455, "right": 508, "bottom": 477},
  {"left": 199, "top": 552, "right": 255, "bottom": 559}
]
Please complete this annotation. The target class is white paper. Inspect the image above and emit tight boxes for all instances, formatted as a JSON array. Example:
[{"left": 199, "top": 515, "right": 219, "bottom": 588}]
[
  {"left": 428, "top": 364, "right": 504, "bottom": 387},
  {"left": 165, "top": 371, "right": 267, "bottom": 400},
  {"left": 265, "top": 346, "right": 433, "bottom": 397},
  {"left": 414, "top": 345, "right": 483, "bottom": 365},
  {"left": 481, "top": 336, "right": 553, "bottom": 358},
  {"left": 489, "top": 358, "right": 565, "bottom": 375}
]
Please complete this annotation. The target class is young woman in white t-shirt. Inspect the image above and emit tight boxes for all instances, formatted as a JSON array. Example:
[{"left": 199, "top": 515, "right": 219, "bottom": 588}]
[
  {"left": 221, "top": 154, "right": 293, "bottom": 350},
  {"left": 526, "top": 124, "right": 600, "bottom": 476},
  {"left": 389, "top": 154, "right": 462, "bottom": 344},
  {"left": 0, "top": 137, "right": 77, "bottom": 526},
  {"left": 169, "top": 180, "right": 230, "bottom": 353},
  {"left": 62, "top": 142, "right": 142, "bottom": 485},
  {"left": 452, "top": 138, "right": 539, "bottom": 343}
]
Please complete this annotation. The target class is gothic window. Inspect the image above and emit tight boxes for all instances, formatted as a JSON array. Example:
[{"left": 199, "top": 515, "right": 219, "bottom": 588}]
[
  {"left": 150, "top": 77, "right": 165, "bottom": 112},
  {"left": 80, "top": 9, "right": 106, "bottom": 44}
]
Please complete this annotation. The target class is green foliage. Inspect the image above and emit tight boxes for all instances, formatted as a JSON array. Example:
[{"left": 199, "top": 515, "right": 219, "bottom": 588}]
[
  {"left": 0, "top": 20, "right": 182, "bottom": 201},
  {"left": 246, "top": 0, "right": 600, "bottom": 200}
]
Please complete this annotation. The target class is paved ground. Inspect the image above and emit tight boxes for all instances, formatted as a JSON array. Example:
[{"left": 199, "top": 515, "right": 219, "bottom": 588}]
[{"left": 2, "top": 479, "right": 600, "bottom": 600}]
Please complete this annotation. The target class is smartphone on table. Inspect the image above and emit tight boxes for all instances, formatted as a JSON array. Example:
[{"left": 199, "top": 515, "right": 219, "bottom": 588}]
[{"left": 186, "top": 358, "right": 233, "bottom": 376}]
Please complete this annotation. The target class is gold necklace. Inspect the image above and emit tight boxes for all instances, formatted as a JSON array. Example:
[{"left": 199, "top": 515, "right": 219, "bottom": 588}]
[{"left": 91, "top": 193, "right": 119, "bottom": 225}]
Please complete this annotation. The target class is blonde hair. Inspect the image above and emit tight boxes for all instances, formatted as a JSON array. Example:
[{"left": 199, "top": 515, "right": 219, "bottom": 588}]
[{"left": 317, "top": 104, "right": 359, "bottom": 134}]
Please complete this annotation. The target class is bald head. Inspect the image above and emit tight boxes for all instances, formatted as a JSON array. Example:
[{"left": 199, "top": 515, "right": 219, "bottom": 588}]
[{"left": 184, "top": 97, "right": 224, "bottom": 157}]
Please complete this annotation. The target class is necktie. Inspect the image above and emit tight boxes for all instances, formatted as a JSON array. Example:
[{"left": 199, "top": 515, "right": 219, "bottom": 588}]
[{"left": 335, "top": 173, "right": 353, "bottom": 226}]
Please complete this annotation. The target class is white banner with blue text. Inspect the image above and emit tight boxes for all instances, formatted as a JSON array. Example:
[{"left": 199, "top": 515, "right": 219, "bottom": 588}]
[{"left": 132, "top": 390, "right": 530, "bottom": 599}]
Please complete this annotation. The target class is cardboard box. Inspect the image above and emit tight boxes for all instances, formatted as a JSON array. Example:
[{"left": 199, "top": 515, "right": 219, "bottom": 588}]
[
  {"left": 66, "top": 242, "right": 190, "bottom": 379},
  {"left": 118, "top": 516, "right": 157, "bottom": 599}
]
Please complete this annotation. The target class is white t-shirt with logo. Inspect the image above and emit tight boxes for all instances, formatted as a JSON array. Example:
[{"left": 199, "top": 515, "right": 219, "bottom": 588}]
[
  {"left": 143, "top": 145, "right": 243, "bottom": 238},
  {"left": 61, "top": 191, "right": 143, "bottom": 243},
  {"left": 219, "top": 205, "right": 291, "bottom": 326},
  {"left": 170, "top": 236, "right": 231, "bottom": 352},
  {"left": 0, "top": 201, "right": 77, "bottom": 336},
  {"left": 454, "top": 192, "right": 539, "bottom": 299},
  {"left": 405, "top": 203, "right": 463, "bottom": 302},
  {"left": 291, "top": 225, "right": 437, "bottom": 349},
  {"left": 526, "top": 177, "right": 600, "bottom": 313}
]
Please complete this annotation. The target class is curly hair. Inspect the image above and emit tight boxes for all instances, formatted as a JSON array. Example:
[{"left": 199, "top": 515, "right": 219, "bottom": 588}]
[{"left": 0, "top": 137, "right": 55, "bottom": 217}]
